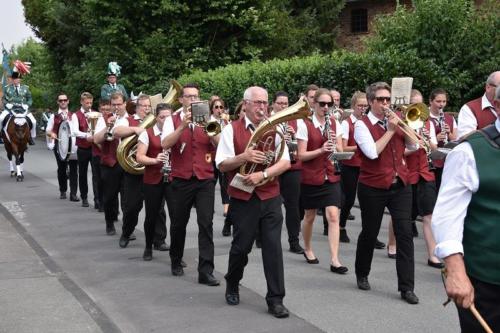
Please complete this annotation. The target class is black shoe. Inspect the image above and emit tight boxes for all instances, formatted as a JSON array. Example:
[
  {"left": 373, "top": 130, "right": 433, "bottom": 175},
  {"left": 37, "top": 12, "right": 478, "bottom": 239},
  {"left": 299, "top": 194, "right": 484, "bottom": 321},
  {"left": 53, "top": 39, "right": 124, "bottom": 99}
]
[
  {"left": 267, "top": 303, "right": 289, "bottom": 318},
  {"left": 153, "top": 243, "right": 170, "bottom": 251},
  {"left": 357, "top": 276, "right": 371, "bottom": 290},
  {"left": 225, "top": 292, "right": 240, "bottom": 305},
  {"left": 255, "top": 240, "right": 262, "bottom": 248},
  {"left": 82, "top": 198, "right": 89, "bottom": 207},
  {"left": 289, "top": 243, "right": 304, "bottom": 254},
  {"left": 28, "top": 137, "right": 35, "bottom": 145},
  {"left": 303, "top": 252, "right": 319, "bottom": 264},
  {"left": 181, "top": 260, "right": 187, "bottom": 268},
  {"left": 143, "top": 248, "right": 153, "bottom": 261},
  {"left": 387, "top": 251, "right": 396, "bottom": 259},
  {"left": 323, "top": 227, "right": 328, "bottom": 236},
  {"left": 119, "top": 235, "right": 129, "bottom": 248},
  {"left": 339, "top": 229, "right": 350, "bottom": 243},
  {"left": 60, "top": 192, "right": 67, "bottom": 199},
  {"left": 94, "top": 202, "right": 100, "bottom": 210},
  {"left": 401, "top": 290, "right": 419, "bottom": 304},
  {"left": 98, "top": 207, "right": 104, "bottom": 213},
  {"left": 198, "top": 273, "right": 220, "bottom": 286},
  {"left": 330, "top": 265, "right": 348, "bottom": 274},
  {"left": 374, "top": 239, "right": 386, "bottom": 250},
  {"left": 171, "top": 265, "right": 184, "bottom": 276},
  {"left": 128, "top": 233, "right": 136, "bottom": 241},
  {"left": 106, "top": 225, "right": 116, "bottom": 236},
  {"left": 317, "top": 209, "right": 323, "bottom": 216},
  {"left": 412, "top": 222, "right": 419, "bottom": 238},
  {"left": 222, "top": 222, "right": 231, "bottom": 237},
  {"left": 70, "top": 194, "right": 80, "bottom": 202},
  {"left": 347, "top": 213, "right": 355, "bottom": 220},
  {"left": 427, "top": 259, "right": 444, "bottom": 269}
]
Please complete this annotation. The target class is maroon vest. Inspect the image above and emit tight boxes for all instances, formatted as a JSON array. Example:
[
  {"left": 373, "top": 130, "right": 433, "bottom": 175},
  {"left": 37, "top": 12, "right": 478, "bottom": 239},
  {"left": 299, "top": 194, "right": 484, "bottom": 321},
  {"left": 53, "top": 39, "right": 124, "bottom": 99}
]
[
  {"left": 143, "top": 127, "right": 163, "bottom": 185},
  {"left": 288, "top": 120, "right": 302, "bottom": 171},
  {"left": 92, "top": 143, "right": 102, "bottom": 157},
  {"left": 341, "top": 116, "right": 362, "bottom": 167},
  {"left": 406, "top": 120, "right": 435, "bottom": 184},
  {"left": 301, "top": 117, "right": 340, "bottom": 185},
  {"left": 100, "top": 139, "right": 118, "bottom": 167},
  {"left": 170, "top": 113, "right": 214, "bottom": 180},
  {"left": 75, "top": 110, "right": 92, "bottom": 149},
  {"left": 358, "top": 117, "right": 410, "bottom": 189},
  {"left": 430, "top": 113, "right": 455, "bottom": 168},
  {"left": 52, "top": 112, "right": 73, "bottom": 136},
  {"left": 226, "top": 119, "right": 280, "bottom": 201},
  {"left": 127, "top": 116, "right": 140, "bottom": 127},
  {"left": 467, "top": 97, "right": 496, "bottom": 130}
]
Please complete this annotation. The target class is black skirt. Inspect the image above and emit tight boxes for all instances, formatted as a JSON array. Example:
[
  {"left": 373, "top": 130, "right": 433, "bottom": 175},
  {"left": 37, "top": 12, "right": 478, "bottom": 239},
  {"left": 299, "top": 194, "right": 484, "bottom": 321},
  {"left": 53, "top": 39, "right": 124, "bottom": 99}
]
[{"left": 301, "top": 181, "right": 341, "bottom": 209}]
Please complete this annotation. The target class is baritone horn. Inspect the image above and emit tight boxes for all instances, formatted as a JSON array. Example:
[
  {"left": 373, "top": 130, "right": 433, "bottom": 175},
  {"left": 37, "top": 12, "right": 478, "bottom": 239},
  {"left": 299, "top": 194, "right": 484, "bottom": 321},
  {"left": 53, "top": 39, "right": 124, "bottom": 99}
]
[{"left": 86, "top": 111, "right": 101, "bottom": 135}]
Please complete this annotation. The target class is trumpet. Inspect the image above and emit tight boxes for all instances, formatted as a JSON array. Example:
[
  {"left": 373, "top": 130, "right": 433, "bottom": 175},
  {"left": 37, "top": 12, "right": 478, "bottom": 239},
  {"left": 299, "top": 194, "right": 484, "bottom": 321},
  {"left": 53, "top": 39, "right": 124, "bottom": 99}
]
[
  {"left": 324, "top": 107, "right": 341, "bottom": 175},
  {"left": 105, "top": 113, "right": 116, "bottom": 141},
  {"left": 189, "top": 101, "right": 222, "bottom": 137}
]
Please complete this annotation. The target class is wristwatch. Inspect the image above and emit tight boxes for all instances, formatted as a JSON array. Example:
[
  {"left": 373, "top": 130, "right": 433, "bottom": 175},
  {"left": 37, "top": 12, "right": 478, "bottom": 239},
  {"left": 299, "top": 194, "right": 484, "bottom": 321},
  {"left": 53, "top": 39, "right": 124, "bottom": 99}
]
[{"left": 262, "top": 169, "right": 269, "bottom": 180}]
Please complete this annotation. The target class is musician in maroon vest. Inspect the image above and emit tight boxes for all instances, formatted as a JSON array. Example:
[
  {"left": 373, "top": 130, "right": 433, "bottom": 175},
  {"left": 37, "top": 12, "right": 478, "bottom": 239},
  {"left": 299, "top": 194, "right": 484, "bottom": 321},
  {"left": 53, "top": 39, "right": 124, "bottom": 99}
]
[
  {"left": 427, "top": 88, "right": 457, "bottom": 189},
  {"left": 46, "top": 93, "right": 79, "bottom": 201},
  {"left": 296, "top": 88, "right": 347, "bottom": 274},
  {"left": 339, "top": 91, "right": 367, "bottom": 243},
  {"left": 353, "top": 82, "right": 419, "bottom": 304},
  {"left": 457, "top": 71, "right": 500, "bottom": 139},
  {"left": 161, "top": 83, "right": 220, "bottom": 286},
  {"left": 216, "top": 86, "right": 291, "bottom": 318},
  {"left": 94, "top": 92, "right": 128, "bottom": 235},
  {"left": 136, "top": 103, "right": 173, "bottom": 261},
  {"left": 71, "top": 92, "right": 96, "bottom": 208},
  {"left": 272, "top": 91, "right": 305, "bottom": 254}
]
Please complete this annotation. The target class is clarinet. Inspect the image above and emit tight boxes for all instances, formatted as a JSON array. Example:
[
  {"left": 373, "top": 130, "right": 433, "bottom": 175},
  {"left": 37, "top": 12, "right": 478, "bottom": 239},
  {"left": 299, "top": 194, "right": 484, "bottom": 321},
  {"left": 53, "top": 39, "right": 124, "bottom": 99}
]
[
  {"left": 161, "top": 149, "right": 172, "bottom": 183},
  {"left": 324, "top": 108, "right": 341, "bottom": 175},
  {"left": 419, "top": 127, "right": 435, "bottom": 170},
  {"left": 280, "top": 122, "right": 298, "bottom": 163},
  {"left": 438, "top": 109, "right": 448, "bottom": 145}
]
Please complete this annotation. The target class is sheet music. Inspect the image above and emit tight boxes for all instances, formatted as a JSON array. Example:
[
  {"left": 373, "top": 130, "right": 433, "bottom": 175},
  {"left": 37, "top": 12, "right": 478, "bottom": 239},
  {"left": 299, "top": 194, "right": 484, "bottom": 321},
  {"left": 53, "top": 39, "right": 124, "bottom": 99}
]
[
  {"left": 229, "top": 173, "right": 255, "bottom": 193},
  {"left": 391, "top": 77, "right": 413, "bottom": 106}
]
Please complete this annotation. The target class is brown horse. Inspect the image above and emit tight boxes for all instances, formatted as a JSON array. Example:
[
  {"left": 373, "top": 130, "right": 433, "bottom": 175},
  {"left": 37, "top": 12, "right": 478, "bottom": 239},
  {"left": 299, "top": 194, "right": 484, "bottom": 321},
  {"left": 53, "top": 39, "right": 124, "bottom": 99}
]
[{"left": 1, "top": 114, "right": 30, "bottom": 181}]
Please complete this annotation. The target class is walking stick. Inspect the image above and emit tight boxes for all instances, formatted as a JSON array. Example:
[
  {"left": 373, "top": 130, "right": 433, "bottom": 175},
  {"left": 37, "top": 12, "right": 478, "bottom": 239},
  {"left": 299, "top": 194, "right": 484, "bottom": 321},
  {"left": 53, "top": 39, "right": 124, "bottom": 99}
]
[{"left": 441, "top": 268, "right": 493, "bottom": 333}]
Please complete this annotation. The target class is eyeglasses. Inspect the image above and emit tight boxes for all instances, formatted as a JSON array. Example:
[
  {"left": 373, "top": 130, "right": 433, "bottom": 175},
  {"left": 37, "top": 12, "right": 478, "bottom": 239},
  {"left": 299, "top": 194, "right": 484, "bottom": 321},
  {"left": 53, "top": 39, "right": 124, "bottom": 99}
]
[
  {"left": 489, "top": 83, "right": 498, "bottom": 88},
  {"left": 111, "top": 103, "right": 123, "bottom": 107},
  {"left": 356, "top": 104, "right": 369, "bottom": 109},
  {"left": 247, "top": 100, "right": 268, "bottom": 106},
  {"left": 275, "top": 102, "right": 288, "bottom": 106},
  {"left": 375, "top": 97, "right": 391, "bottom": 103},
  {"left": 317, "top": 101, "right": 334, "bottom": 108},
  {"left": 183, "top": 94, "right": 199, "bottom": 100},
  {"left": 138, "top": 104, "right": 151, "bottom": 108},
  {"left": 213, "top": 105, "right": 224, "bottom": 109},
  {"left": 58, "top": 99, "right": 68, "bottom": 102}
]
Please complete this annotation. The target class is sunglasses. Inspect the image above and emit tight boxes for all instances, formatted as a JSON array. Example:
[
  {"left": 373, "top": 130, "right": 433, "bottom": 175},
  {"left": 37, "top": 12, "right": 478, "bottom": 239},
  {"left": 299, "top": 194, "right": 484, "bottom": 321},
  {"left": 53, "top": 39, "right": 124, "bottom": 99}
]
[
  {"left": 375, "top": 97, "right": 391, "bottom": 103},
  {"left": 58, "top": 99, "right": 68, "bottom": 102},
  {"left": 317, "top": 101, "right": 334, "bottom": 108},
  {"left": 213, "top": 105, "right": 224, "bottom": 109}
]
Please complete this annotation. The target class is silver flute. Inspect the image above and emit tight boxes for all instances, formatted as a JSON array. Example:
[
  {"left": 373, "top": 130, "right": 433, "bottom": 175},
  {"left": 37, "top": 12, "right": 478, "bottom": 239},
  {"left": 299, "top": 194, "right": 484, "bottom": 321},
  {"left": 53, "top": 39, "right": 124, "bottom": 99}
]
[{"left": 438, "top": 109, "right": 448, "bottom": 145}]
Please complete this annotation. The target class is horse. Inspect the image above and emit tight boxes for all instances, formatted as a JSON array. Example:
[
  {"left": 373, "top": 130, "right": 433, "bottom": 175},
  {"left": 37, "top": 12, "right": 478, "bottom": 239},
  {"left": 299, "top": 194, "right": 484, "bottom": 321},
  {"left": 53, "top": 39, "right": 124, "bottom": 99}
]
[{"left": 1, "top": 112, "right": 30, "bottom": 181}]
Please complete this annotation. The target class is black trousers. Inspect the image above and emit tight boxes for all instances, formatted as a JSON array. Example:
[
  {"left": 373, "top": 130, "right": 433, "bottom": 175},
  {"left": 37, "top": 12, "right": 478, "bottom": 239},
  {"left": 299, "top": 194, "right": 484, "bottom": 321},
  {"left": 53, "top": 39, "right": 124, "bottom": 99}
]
[
  {"left": 214, "top": 163, "right": 229, "bottom": 205},
  {"left": 433, "top": 167, "right": 444, "bottom": 191},
  {"left": 225, "top": 194, "right": 285, "bottom": 305},
  {"left": 91, "top": 155, "right": 103, "bottom": 207},
  {"left": 101, "top": 163, "right": 124, "bottom": 224},
  {"left": 457, "top": 276, "right": 500, "bottom": 333},
  {"left": 166, "top": 177, "right": 215, "bottom": 274},
  {"left": 77, "top": 147, "right": 93, "bottom": 200},
  {"left": 122, "top": 173, "right": 144, "bottom": 237},
  {"left": 340, "top": 165, "right": 359, "bottom": 228},
  {"left": 143, "top": 182, "right": 169, "bottom": 248},
  {"left": 279, "top": 169, "right": 301, "bottom": 246},
  {"left": 355, "top": 181, "right": 415, "bottom": 292},
  {"left": 54, "top": 151, "right": 78, "bottom": 195}
]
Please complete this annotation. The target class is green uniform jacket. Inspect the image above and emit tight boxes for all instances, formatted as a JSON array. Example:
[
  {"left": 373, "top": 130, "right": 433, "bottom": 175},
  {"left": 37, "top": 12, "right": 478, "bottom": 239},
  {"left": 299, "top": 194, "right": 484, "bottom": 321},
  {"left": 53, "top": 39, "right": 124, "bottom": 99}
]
[
  {"left": 100, "top": 83, "right": 129, "bottom": 101},
  {"left": 2, "top": 84, "right": 33, "bottom": 110}
]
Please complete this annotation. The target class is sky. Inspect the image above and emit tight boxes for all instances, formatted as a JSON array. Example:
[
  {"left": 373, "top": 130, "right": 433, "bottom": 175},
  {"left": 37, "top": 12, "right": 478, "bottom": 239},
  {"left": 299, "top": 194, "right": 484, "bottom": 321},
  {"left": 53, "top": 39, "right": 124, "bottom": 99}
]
[{"left": 0, "top": 0, "right": 38, "bottom": 51}]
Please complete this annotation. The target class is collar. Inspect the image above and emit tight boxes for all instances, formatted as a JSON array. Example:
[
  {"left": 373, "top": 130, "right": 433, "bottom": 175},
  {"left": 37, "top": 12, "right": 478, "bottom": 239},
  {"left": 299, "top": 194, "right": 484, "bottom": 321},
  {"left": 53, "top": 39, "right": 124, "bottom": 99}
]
[
  {"left": 350, "top": 114, "right": 358, "bottom": 123},
  {"left": 312, "top": 113, "right": 324, "bottom": 129},
  {"left": 367, "top": 111, "right": 383, "bottom": 125},
  {"left": 244, "top": 116, "right": 257, "bottom": 130},
  {"left": 117, "top": 112, "right": 128, "bottom": 120},
  {"left": 80, "top": 107, "right": 88, "bottom": 114},
  {"left": 133, "top": 114, "right": 142, "bottom": 121},
  {"left": 153, "top": 125, "right": 162, "bottom": 136},
  {"left": 58, "top": 109, "right": 68, "bottom": 114},
  {"left": 481, "top": 94, "right": 494, "bottom": 111}
]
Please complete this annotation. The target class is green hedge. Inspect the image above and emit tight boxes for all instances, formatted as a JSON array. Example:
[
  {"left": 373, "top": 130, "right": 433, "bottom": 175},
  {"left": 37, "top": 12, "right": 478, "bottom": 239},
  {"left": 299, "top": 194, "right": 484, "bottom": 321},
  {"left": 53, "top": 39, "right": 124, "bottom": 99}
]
[{"left": 177, "top": 49, "right": 468, "bottom": 113}]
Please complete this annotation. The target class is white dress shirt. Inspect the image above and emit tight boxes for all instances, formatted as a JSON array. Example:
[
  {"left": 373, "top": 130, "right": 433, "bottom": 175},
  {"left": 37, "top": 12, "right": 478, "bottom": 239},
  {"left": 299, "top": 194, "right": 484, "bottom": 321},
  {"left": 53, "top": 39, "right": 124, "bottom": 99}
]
[
  {"left": 457, "top": 94, "right": 496, "bottom": 139},
  {"left": 94, "top": 112, "right": 128, "bottom": 134},
  {"left": 433, "top": 118, "right": 500, "bottom": 259},
  {"left": 161, "top": 110, "right": 189, "bottom": 140},
  {"left": 215, "top": 116, "right": 289, "bottom": 169},
  {"left": 341, "top": 114, "right": 359, "bottom": 141},
  {"left": 46, "top": 109, "right": 76, "bottom": 153},
  {"left": 296, "top": 114, "right": 343, "bottom": 142},
  {"left": 71, "top": 108, "right": 92, "bottom": 139},
  {"left": 138, "top": 125, "right": 161, "bottom": 146}
]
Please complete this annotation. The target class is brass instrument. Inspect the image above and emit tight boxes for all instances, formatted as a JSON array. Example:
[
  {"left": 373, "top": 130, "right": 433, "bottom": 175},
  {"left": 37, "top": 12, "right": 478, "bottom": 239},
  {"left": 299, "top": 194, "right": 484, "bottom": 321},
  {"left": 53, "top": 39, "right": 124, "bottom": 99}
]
[
  {"left": 86, "top": 111, "right": 101, "bottom": 135},
  {"left": 240, "top": 96, "right": 311, "bottom": 186},
  {"left": 105, "top": 113, "right": 116, "bottom": 141},
  {"left": 190, "top": 101, "right": 222, "bottom": 137},
  {"left": 325, "top": 107, "right": 341, "bottom": 175},
  {"left": 116, "top": 80, "right": 182, "bottom": 175}
]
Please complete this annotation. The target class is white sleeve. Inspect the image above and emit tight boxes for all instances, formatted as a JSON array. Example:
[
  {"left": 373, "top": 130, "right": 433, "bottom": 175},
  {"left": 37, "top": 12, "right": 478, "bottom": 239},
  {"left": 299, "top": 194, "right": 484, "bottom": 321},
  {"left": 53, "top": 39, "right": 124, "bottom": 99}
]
[
  {"left": 341, "top": 120, "right": 350, "bottom": 141},
  {"left": 95, "top": 117, "right": 106, "bottom": 133},
  {"left": 72, "top": 114, "right": 89, "bottom": 138},
  {"left": 354, "top": 120, "right": 377, "bottom": 159},
  {"left": 334, "top": 119, "right": 343, "bottom": 140},
  {"left": 137, "top": 130, "right": 149, "bottom": 146},
  {"left": 295, "top": 119, "right": 308, "bottom": 141},
  {"left": 161, "top": 116, "right": 175, "bottom": 141},
  {"left": 275, "top": 133, "right": 290, "bottom": 161},
  {"left": 432, "top": 142, "right": 479, "bottom": 259},
  {"left": 215, "top": 124, "right": 235, "bottom": 168},
  {"left": 114, "top": 117, "right": 129, "bottom": 129},
  {"left": 457, "top": 104, "right": 477, "bottom": 139},
  {"left": 46, "top": 114, "right": 55, "bottom": 133}
]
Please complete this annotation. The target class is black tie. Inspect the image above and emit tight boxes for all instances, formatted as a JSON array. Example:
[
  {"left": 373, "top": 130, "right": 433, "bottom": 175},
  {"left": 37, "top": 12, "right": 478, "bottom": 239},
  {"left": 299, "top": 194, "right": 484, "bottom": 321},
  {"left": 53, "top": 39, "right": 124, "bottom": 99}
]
[
  {"left": 248, "top": 124, "right": 255, "bottom": 132},
  {"left": 15, "top": 86, "right": 19, "bottom": 96},
  {"left": 378, "top": 120, "right": 387, "bottom": 130}
]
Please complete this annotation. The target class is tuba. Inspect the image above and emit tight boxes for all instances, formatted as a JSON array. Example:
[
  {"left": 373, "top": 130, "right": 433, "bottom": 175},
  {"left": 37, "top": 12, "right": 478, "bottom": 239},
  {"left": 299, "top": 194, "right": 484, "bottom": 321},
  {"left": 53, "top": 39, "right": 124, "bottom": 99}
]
[
  {"left": 117, "top": 80, "right": 182, "bottom": 175},
  {"left": 239, "top": 96, "right": 311, "bottom": 186}
]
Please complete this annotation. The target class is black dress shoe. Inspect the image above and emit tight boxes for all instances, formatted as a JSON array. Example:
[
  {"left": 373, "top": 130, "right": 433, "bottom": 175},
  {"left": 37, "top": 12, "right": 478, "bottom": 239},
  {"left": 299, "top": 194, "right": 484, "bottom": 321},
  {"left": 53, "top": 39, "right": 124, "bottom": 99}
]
[
  {"left": 119, "top": 235, "right": 129, "bottom": 248},
  {"left": 374, "top": 239, "right": 386, "bottom": 250},
  {"left": 401, "top": 290, "right": 419, "bottom": 304},
  {"left": 106, "top": 225, "right": 116, "bottom": 236},
  {"left": 60, "top": 192, "right": 67, "bottom": 199},
  {"left": 347, "top": 213, "right": 355, "bottom": 220},
  {"left": 98, "top": 207, "right": 104, "bottom": 213},
  {"left": 153, "top": 243, "right": 170, "bottom": 251},
  {"left": 128, "top": 233, "right": 136, "bottom": 241},
  {"left": 268, "top": 303, "right": 289, "bottom": 318},
  {"left": 69, "top": 194, "right": 80, "bottom": 202},
  {"left": 225, "top": 292, "right": 239, "bottom": 305},
  {"left": 323, "top": 227, "right": 328, "bottom": 236},
  {"left": 143, "top": 248, "right": 153, "bottom": 261},
  {"left": 387, "top": 251, "right": 396, "bottom": 259},
  {"left": 255, "top": 239, "right": 262, "bottom": 248},
  {"left": 427, "top": 259, "right": 444, "bottom": 269},
  {"left": 94, "top": 202, "right": 100, "bottom": 210},
  {"left": 330, "top": 265, "right": 348, "bottom": 274},
  {"left": 303, "top": 252, "right": 319, "bottom": 264},
  {"left": 357, "top": 276, "right": 371, "bottom": 290},
  {"left": 412, "top": 222, "right": 419, "bottom": 237},
  {"left": 222, "top": 222, "right": 231, "bottom": 237},
  {"left": 171, "top": 265, "right": 184, "bottom": 276},
  {"left": 82, "top": 198, "right": 89, "bottom": 207},
  {"left": 289, "top": 243, "right": 304, "bottom": 254},
  {"left": 339, "top": 229, "right": 350, "bottom": 243},
  {"left": 198, "top": 273, "right": 220, "bottom": 286},
  {"left": 28, "top": 137, "right": 35, "bottom": 145}
]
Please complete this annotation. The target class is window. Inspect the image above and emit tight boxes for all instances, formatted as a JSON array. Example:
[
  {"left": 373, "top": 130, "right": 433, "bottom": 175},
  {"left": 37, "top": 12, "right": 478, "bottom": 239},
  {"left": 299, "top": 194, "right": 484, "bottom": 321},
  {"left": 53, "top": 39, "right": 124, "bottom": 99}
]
[{"left": 351, "top": 8, "right": 368, "bottom": 33}]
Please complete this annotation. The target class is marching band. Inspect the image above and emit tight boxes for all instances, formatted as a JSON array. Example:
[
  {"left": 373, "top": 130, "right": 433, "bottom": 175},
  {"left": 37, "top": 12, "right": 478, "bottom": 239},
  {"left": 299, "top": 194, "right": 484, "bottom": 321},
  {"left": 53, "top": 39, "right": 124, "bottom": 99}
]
[{"left": 41, "top": 63, "right": 500, "bottom": 326}]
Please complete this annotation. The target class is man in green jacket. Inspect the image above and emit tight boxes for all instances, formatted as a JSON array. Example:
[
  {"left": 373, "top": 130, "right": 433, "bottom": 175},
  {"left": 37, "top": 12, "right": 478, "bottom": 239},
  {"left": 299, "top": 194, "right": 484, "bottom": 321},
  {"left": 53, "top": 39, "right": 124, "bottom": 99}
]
[{"left": 100, "top": 62, "right": 128, "bottom": 101}]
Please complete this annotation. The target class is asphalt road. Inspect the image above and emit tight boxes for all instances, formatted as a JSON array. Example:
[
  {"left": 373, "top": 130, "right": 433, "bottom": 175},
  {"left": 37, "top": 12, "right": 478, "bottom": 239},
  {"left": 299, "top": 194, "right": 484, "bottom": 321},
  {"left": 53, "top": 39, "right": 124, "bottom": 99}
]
[{"left": 0, "top": 140, "right": 460, "bottom": 332}]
